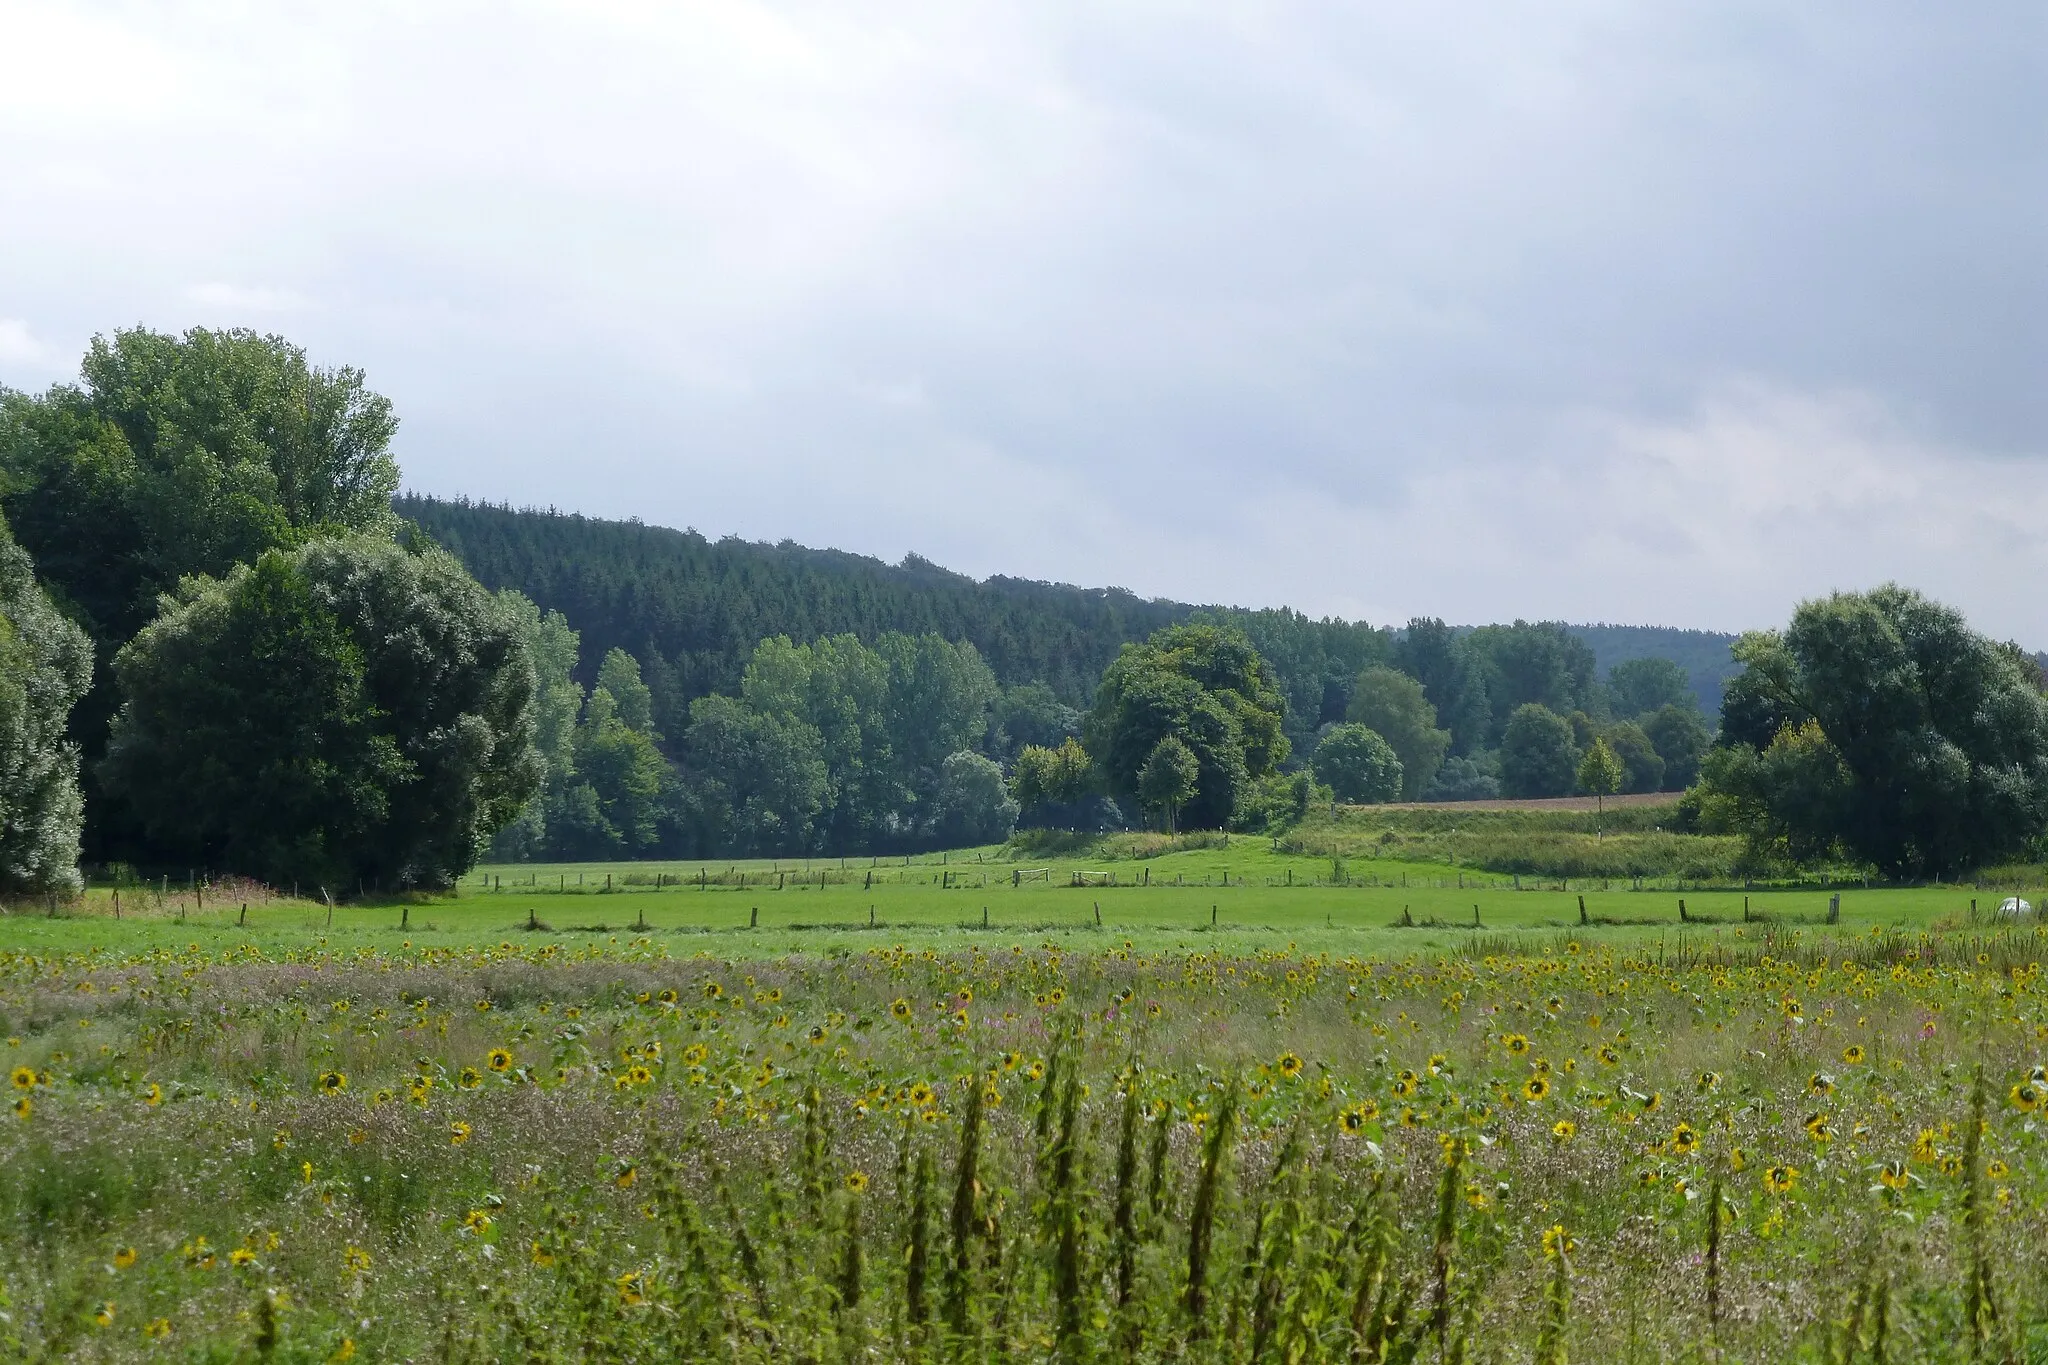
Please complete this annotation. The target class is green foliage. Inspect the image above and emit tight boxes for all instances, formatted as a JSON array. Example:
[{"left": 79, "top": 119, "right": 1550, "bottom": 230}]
[
  {"left": 934, "top": 751, "right": 1019, "bottom": 846},
  {"left": 1642, "top": 704, "right": 1711, "bottom": 790},
  {"left": 1498, "top": 704, "right": 1579, "bottom": 799},
  {"left": 0, "top": 526, "right": 92, "bottom": 894},
  {"left": 1087, "top": 625, "right": 1288, "bottom": 830},
  {"left": 1138, "top": 736, "right": 1201, "bottom": 832},
  {"left": 1464, "top": 622, "right": 1598, "bottom": 743},
  {"left": 1392, "top": 619, "right": 1491, "bottom": 756},
  {"left": 1597, "top": 722, "right": 1662, "bottom": 794},
  {"left": 597, "top": 647, "right": 658, "bottom": 737},
  {"left": 675, "top": 631, "right": 997, "bottom": 855},
  {"left": 1699, "top": 585, "right": 2048, "bottom": 878},
  {"left": 1313, "top": 724, "right": 1403, "bottom": 805},
  {"left": 101, "top": 536, "right": 540, "bottom": 891},
  {"left": 1347, "top": 665, "right": 1450, "bottom": 799},
  {"left": 992, "top": 681, "right": 1080, "bottom": 759},
  {"left": 1605, "top": 656, "right": 1694, "bottom": 719},
  {"left": 1013, "top": 738, "right": 1111, "bottom": 831},
  {"left": 1576, "top": 737, "right": 1623, "bottom": 802},
  {"left": 677, "top": 693, "right": 829, "bottom": 856}
]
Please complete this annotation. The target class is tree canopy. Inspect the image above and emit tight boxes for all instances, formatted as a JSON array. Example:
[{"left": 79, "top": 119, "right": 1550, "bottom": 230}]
[
  {"left": 0, "top": 525, "right": 93, "bottom": 893},
  {"left": 1346, "top": 665, "right": 1450, "bottom": 799},
  {"left": 1085, "top": 624, "right": 1288, "bottom": 830},
  {"left": 1698, "top": 586, "right": 2048, "bottom": 879},
  {"left": 1498, "top": 704, "right": 1579, "bottom": 799},
  {"left": 1313, "top": 724, "right": 1403, "bottom": 805},
  {"left": 101, "top": 537, "right": 539, "bottom": 891}
]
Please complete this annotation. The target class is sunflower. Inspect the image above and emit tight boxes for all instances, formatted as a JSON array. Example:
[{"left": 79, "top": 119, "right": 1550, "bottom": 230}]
[
  {"left": 530, "top": 1241, "right": 556, "bottom": 1267},
  {"left": 458, "top": 1067, "right": 483, "bottom": 1090},
  {"left": 616, "top": 1271, "right": 646, "bottom": 1307},
  {"left": 702, "top": 981, "right": 724, "bottom": 1000},
  {"left": 807, "top": 1024, "right": 829, "bottom": 1046},
  {"left": 230, "top": 1248, "right": 257, "bottom": 1267},
  {"left": 1552, "top": 1119, "right": 1576, "bottom": 1142},
  {"left": 1808, "top": 1072, "right": 1834, "bottom": 1096},
  {"left": 1804, "top": 1113, "right": 1833, "bottom": 1144},
  {"left": 449, "top": 1121, "right": 472, "bottom": 1146},
  {"left": 1276, "top": 1052, "right": 1305, "bottom": 1079},
  {"left": 908, "top": 1081, "right": 935, "bottom": 1108},
  {"left": 487, "top": 1049, "right": 513, "bottom": 1072},
  {"left": 1502, "top": 1033, "right": 1530, "bottom": 1055},
  {"left": 1338, "top": 1104, "right": 1372, "bottom": 1134},
  {"left": 1696, "top": 1071, "right": 1722, "bottom": 1093},
  {"left": 1670, "top": 1123, "right": 1700, "bottom": 1156},
  {"left": 8, "top": 1066, "right": 34, "bottom": 1091},
  {"left": 1877, "top": 1159, "right": 1910, "bottom": 1190},
  {"left": 1763, "top": 1164, "right": 1798, "bottom": 1195},
  {"left": 1842, "top": 1045, "right": 1866, "bottom": 1065},
  {"left": 1523, "top": 1075, "right": 1551, "bottom": 1102},
  {"left": 113, "top": 1246, "right": 137, "bottom": 1270},
  {"left": 845, "top": 1170, "right": 869, "bottom": 1191},
  {"left": 1541, "top": 1224, "right": 1577, "bottom": 1259},
  {"left": 318, "top": 1071, "right": 347, "bottom": 1095},
  {"left": 94, "top": 1302, "right": 114, "bottom": 1328},
  {"left": 615, "top": 1164, "right": 638, "bottom": 1190},
  {"left": 625, "top": 1065, "right": 654, "bottom": 1086},
  {"left": 343, "top": 1245, "right": 372, "bottom": 1273},
  {"left": 1988, "top": 1159, "right": 2010, "bottom": 1180},
  {"left": 12, "top": 1097, "right": 29, "bottom": 1120},
  {"left": 1393, "top": 1070, "right": 1419, "bottom": 1097},
  {"left": 890, "top": 998, "right": 913, "bottom": 1021},
  {"left": 1912, "top": 1129, "right": 1939, "bottom": 1163},
  {"left": 2012, "top": 1083, "right": 2042, "bottom": 1113},
  {"left": 144, "top": 1082, "right": 163, "bottom": 1107},
  {"left": 1598, "top": 1046, "right": 1621, "bottom": 1067}
]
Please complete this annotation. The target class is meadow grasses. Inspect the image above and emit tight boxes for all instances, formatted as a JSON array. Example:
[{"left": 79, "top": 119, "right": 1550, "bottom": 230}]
[{"left": 2, "top": 923, "right": 2048, "bottom": 1358}]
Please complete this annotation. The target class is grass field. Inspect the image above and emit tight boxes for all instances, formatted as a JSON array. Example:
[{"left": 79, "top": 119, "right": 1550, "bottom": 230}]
[{"left": 5, "top": 845, "right": 2048, "bottom": 1359}]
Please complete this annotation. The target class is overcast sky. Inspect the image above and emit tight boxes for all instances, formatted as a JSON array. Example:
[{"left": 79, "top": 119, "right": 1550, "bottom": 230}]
[{"left": 2, "top": 2, "right": 2044, "bottom": 639}]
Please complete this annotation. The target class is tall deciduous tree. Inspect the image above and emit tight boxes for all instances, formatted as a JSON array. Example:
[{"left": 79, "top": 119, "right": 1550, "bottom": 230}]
[
  {"left": 101, "top": 537, "right": 539, "bottom": 892},
  {"left": 1137, "top": 736, "right": 1200, "bottom": 832},
  {"left": 1086, "top": 625, "right": 1288, "bottom": 829},
  {"left": 1312, "top": 724, "right": 1404, "bottom": 805},
  {"left": 0, "top": 525, "right": 93, "bottom": 894},
  {"left": 1699, "top": 586, "right": 2048, "bottom": 879},
  {"left": 1499, "top": 704, "right": 1579, "bottom": 799},
  {"left": 1346, "top": 665, "right": 1450, "bottom": 799},
  {"left": 1576, "top": 736, "right": 1623, "bottom": 818}
]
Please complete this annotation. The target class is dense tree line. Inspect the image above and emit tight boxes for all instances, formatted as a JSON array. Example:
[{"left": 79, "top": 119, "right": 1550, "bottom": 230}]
[{"left": 16, "top": 328, "right": 2036, "bottom": 887}]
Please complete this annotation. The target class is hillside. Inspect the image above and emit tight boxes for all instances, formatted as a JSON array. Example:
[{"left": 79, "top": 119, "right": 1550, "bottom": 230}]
[{"left": 398, "top": 495, "right": 1739, "bottom": 738}]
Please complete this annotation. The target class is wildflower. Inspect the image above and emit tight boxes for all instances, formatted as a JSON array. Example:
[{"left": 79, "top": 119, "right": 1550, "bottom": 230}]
[
  {"left": 625, "top": 1064, "right": 653, "bottom": 1086},
  {"left": 1939, "top": 1154, "right": 1965, "bottom": 1177},
  {"left": 94, "top": 1301, "right": 114, "bottom": 1327},
  {"left": 1808, "top": 1072, "right": 1834, "bottom": 1096},
  {"left": 1804, "top": 1113, "right": 1833, "bottom": 1144},
  {"left": 845, "top": 1170, "right": 869, "bottom": 1192},
  {"left": 2011, "top": 1083, "right": 2042, "bottom": 1113},
  {"left": 1523, "top": 1075, "right": 1550, "bottom": 1102},
  {"left": 1541, "top": 1224, "right": 1577, "bottom": 1259},
  {"left": 1729, "top": 1147, "right": 1748, "bottom": 1171},
  {"left": 487, "top": 1049, "right": 513, "bottom": 1072},
  {"left": 615, "top": 1164, "right": 638, "bottom": 1190},
  {"left": 1877, "top": 1159, "right": 1910, "bottom": 1190},
  {"left": 301, "top": 1161, "right": 314, "bottom": 1183},
  {"left": 617, "top": 1270, "right": 647, "bottom": 1306},
  {"left": 1988, "top": 1159, "right": 2010, "bottom": 1181},
  {"left": 702, "top": 981, "right": 723, "bottom": 1000},
  {"left": 449, "top": 1121, "right": 472, "bottom": 1146},
  {"left": 462, "top": 1209, "right": 493, "bottom": 1235},
  {"left": 332, "top": 1340, "right": 356, "bottom": 1362},
  {"left": 144, "top": 1317, "right": 172, "bottom": 1340},
  {"left": 8, "top": 1066, "right": 33, "bottom": 1091},
  {"left": 144, "top": 1082, "right": 163, "bottom": 1107},
  {"left": 458, "top": 1067, "right": 483, "bottom": 1090},
  {"left": 1502, "top": 1033, "right": 1530, "bottom": 1055},
  {"left": 343, "top": 1245, "right": 371, "bottom": 1274},
  {"left": 807, "top": 1024, "right": 829, "bottom": 1046},
  {"left": 890, "top": 998, "right": 913, "bottom": 1021},
  {"left": 530, "top": 1241, "right": 555, "bottom": 1267},
  {"left": 1339, "top": 1104, "right": 1373, "bottom": 1134},
  {"left": 1696, "top": 1070, "right": 1721, "bottom": 1093},
  {"left": 318, "top": 1071, "right": 347, "bottom": 1095},
  {"left": 1598, "top": 1046, "right": 1621, "bottom": 1067},
  {"left": 230, "top": 1248, "right": 257, "bottom": 1267},
  {"left": 1552, "top": 1119, "right": 1576, "bottom": 1142},
  {"left": 113, "top": 1246, "right": 137, "bottom": 1270},
  {"left": 1276, "top": 1052, "right": 1304, "bottom": 1078},
  {"left": 1393, "top": 1070, "right": 1419, "bottom": 1097},
  {"left": 1763, "top": 1164, "right": 1798, "bottom": 1195},
  {"left": 1912, "top": 1129, "right": 1939, "bottom": 1163},
  {"left": 681, "top": 1044, "right": 708, "bottom": 1065},
  {"left": 1842, "top": 1045, "right": 1866, "bottom": 1065},
  {"left": 1670, "top": 1123, "right": 1700, "bottom": 1155},
  {"left": 12, "top": 1097, "right": 28, "bottom": 1120}
]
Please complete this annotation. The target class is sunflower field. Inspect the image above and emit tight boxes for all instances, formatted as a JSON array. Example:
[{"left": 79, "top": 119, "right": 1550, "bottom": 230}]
[{"left": 3, "top": 925, "right": 2048, "bottom": 1360}]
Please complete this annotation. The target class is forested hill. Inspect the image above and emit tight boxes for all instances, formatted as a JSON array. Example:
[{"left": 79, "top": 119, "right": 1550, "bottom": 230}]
[
  {"left": 399, "top": 492, "right": 1192, "bottom": 711},
  {"left": 397, "top": 494, "right": 1739, "bottom": 743}
]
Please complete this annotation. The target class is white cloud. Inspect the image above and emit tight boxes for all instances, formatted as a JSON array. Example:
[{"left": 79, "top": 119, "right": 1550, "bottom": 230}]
[{"left": 186, "top": 283, "right": 310, "bottom": 314}]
